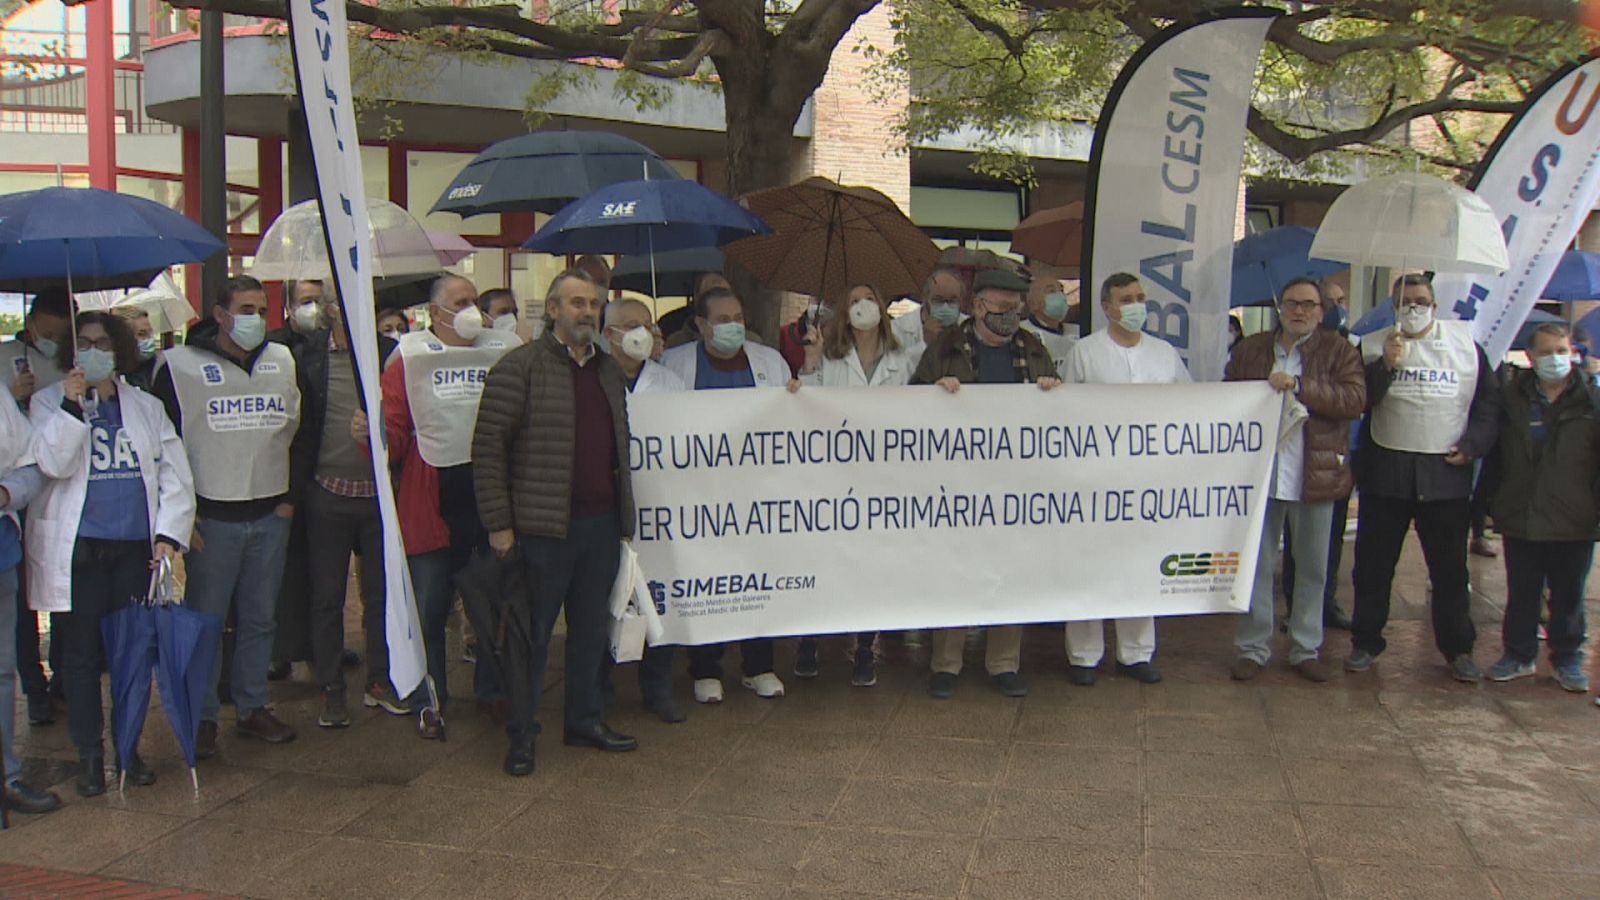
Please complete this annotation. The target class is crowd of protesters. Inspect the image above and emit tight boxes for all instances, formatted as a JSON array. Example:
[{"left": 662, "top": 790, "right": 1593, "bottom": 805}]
[{"left": 2, "top": 257, "right": 1597, "bottom": 809}]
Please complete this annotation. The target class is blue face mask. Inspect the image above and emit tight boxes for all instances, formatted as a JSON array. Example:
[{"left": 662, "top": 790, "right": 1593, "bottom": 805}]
[
  {"left": 1042, "top": 292, "right": 1070, "bottom": 322},
  {"left": 33, "top": 337, "right": 59, "bottom": 360},
  {"left": 927, "top": 302, "right": 960, "bottom": 327},
  {"left": 78, "top": 347, "right": 117, "bottom": 384},
  {"left": 1535, "top": 352, "right": 1573, "bottom": 382},
  {"left": 709, "top": 322, "right": 746, "bottom": 355},
  {"left": 1322, "top": 305, "right": 1347, "bottom": 331}
]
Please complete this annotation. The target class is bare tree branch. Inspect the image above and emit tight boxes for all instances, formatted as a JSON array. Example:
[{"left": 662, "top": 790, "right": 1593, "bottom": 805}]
[{"left": 1248, "top": 93, "right": 1523, "bottom": 161}]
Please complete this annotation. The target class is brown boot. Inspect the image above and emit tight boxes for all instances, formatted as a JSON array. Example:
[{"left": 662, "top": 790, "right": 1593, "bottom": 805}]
[
  {"left": 237, "top": 708, "right": 297, "bottom": 744},
  {"left": 1230, "top": 658, "right": 1264, "bottom": 681}
]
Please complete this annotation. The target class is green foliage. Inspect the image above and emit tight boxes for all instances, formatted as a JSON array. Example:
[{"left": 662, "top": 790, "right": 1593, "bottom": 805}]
[{"left": 882, "top": 0, "right": 1589, "bottom": 184}]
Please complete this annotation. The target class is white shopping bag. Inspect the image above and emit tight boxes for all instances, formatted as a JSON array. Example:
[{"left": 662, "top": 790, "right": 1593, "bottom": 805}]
[
  {"left": 608, "top": 542, "right": 666, "bottom": 662},
  {"left": 609, "top": 604, "right": 648, "bottom": 663}
]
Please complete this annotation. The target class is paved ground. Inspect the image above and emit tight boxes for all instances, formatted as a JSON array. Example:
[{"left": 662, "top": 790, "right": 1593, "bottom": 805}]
[{"left": 6, "top": 529, "right": 1600, "bottom": 899}]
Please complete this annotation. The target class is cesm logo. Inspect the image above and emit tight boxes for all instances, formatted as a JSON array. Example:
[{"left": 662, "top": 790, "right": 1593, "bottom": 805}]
[
  {"left": 601, "top": 201, "right": 638, "bottom": 218},
  {"left": 1159, "top": 551, "right": 1240, "bottom": 577}
]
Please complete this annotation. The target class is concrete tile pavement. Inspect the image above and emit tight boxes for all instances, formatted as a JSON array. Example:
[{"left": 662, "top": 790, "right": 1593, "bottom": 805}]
[{"left": 7, "top": 531, "right": 1600, "bottom": 899}]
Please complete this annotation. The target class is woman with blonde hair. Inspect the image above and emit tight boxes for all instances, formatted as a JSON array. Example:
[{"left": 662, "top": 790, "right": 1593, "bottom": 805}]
[{"left": 787, "top": 283, "right": 915, "bottom": 686}]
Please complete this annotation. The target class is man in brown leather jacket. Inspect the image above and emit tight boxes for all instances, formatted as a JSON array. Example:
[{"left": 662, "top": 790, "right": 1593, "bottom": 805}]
[{"left": 1225, "top": 278, "right": 1366, "bottom": 682}]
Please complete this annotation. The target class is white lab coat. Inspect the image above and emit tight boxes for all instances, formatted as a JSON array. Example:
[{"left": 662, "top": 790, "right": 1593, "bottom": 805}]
[
  {"left": 661, "top": 340, "right": 791, "bottom": 389},
  {"left": 0, "top": 391, "right": 32, "bottom": 536},
  {"left": 630, "top": 359, "right": 687, "bottom": 394},
  {"left": 799, "top": 345, "right": 915, "bottom": 388},
  {"left": 25, "top": 380, "right": 196, "bottom": 613}
]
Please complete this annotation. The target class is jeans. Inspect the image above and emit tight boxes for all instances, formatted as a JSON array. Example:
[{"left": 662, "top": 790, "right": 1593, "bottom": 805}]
[
  {"left": 688, "top": 639, "right": 775, "bottom": 681},
  {"left": 1351, "top": 494, "right": 1475, "bottom": 659},
  {"left": 1282, "top": 495, "right": 1351, "bottom": 615},
  {"left": 1239, "top": 499, "right": 1332, "bottom": 665},
  {"left": 1501, "top": 538, "right": 1592, "bottom": 667},
  {"left": 59, "top": 538, "right": 146, "bottom": 758},
  {"left": 186, "top": 513, "right": 292, "bottom": 721},
  {"left": 0, "top": 566, "right": 20, "bottom": 785},
  {"left": 511, "top": 513, "right": 621, "bottom": 743},
  {"left": 407, "top": 549, "right": 455, "bottom": 711},
  {"left": 305, "top": 485, "right": 388, "bottom": 692}
]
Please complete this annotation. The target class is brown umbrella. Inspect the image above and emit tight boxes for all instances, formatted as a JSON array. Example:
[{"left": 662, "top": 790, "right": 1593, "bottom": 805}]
[
  {"left": 724, "top": 176, "right": 939, "bottom": 301},
  {"left": 1011, "top": 201, "right": 1085, "bottom": 267}
]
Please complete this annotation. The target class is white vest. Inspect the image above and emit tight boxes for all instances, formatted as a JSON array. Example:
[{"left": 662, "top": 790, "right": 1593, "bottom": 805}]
[
  {"left": 1019, "top": 319, "right": 1078, "bottom": 379},
  {"left": 399, "top": 329, "right": 521, "bottom": 468},
  {"left": 1363, "top": 320, "right": 1479, "bottom": 454},
  {"left": 163, "top": 343, "right": 301, "bottom": 501}
]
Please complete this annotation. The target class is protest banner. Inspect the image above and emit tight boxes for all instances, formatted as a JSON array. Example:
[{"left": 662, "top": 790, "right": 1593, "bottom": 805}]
[
  {"left": 1436, "top": 58, "right": 1600, "bottom": 361},
  {"left": 287, "top": 0, "right": 426, "bottom": 698},
  {"left": 629, "top": 382, "right": 1280, "bottom": 646},
  {"left": 1081, "top": 9, "right": 1276, "bottom": 381}
]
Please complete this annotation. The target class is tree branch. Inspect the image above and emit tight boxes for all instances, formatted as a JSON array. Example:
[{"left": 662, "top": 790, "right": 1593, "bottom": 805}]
[{"left": 1248, "top": 93, "right": 1523, "bottom": 162}]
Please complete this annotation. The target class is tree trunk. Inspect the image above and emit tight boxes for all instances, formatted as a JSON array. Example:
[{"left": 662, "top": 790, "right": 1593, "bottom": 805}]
[{"left": 717, "top": 58, "right": 811, "bottom": 342}]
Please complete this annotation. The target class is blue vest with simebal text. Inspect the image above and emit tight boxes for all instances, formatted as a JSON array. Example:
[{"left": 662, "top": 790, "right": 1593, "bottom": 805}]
[{"left": 162, "top": 343, "right": 302, "bottom": 502}]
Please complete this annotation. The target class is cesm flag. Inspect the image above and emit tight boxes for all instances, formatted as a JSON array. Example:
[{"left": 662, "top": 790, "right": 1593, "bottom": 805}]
[
  {"left": 1081, "top": 10, "right": 1277, "bottom": 382},
  {"left": 287, "top": 0, "right": 428, "bottom": 699},
  {"left": 1436, "top": 59, "right": 1600, "bottom": 361}
]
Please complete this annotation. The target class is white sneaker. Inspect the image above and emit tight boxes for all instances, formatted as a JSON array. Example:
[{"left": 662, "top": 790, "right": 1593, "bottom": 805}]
[
  {"left": 741, "top": 672, "right": 786, "bottom": 699},
  {"left": 693, "top": 678, "right": 724, "bottom": 704}
]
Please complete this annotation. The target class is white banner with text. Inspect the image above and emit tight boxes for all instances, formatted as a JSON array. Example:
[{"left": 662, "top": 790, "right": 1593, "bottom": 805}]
[{"left": 629, "top": 383, "right": 1280, "bottom": 646}]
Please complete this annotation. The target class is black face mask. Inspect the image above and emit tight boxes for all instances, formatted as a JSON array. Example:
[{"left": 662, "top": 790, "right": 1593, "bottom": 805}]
[{"left": 982, "top": 308, "right": 1021, "bottom": 338}]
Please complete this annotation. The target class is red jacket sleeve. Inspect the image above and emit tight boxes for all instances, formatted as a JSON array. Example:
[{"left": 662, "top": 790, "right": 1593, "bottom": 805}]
[{"left": 381, "top": 355, "right": 414, "bottom": 464}]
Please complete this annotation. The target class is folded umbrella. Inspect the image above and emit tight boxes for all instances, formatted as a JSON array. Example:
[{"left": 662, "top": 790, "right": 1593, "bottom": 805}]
[
  {"left": 152, "top": 601, "right": 223, "bottom": 793},
  {"left": 455, "top": 547, "right": 541, "bottom": 733},
  {"left": 99, "top": 603, "right": 160, "bottom": 794}
]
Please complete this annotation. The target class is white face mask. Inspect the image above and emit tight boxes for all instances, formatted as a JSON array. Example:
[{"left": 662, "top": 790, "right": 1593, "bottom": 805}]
[
  {"left": 1398, "top": 303, "right": 1434, "bottom": 336},
  {"left": 849, "top": 299, "right": 882, "bottom": 332},
  {"left": 492, "top": 313, "right": 518, "bottom": 332},
  {"left": 617, "top": 326, "right": 654, "bottom": 362},
  {"left": 228, "top": 312, "right": 267, "bottom": 351},
  {"left": 1117, "top": 301, "right": 1148, "bottom": 333},
  {"left": 446, "top": 304, "right": 484, "bottom": 341},
  {"left": 291, "top": 302, "right": 322, "bottom": 332}
]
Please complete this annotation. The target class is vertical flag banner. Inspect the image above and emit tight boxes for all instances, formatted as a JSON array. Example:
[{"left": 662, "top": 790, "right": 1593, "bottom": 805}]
[
  {"left": 1436, "top": 59, "right": 1600, "bottom": 361},
  {"left": 287, "top": 0, "right": 427, "bottom": 698},
  {"left": 1080, "top": 9, "right": 1277, "bottom": 381}
]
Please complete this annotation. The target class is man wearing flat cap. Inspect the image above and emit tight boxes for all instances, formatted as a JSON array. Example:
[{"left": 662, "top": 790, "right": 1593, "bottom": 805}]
[{"left": 911, "top": 267, "right": 1060, "bottom": 700}]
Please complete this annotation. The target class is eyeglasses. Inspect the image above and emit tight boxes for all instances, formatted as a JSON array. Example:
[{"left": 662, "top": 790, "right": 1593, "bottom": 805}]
[
  {"left": 76, "top": 337, "right": 114, "bottom": 352},
  {"left": 1279, "top": 299, "right": 1320, "bottom": 313}
]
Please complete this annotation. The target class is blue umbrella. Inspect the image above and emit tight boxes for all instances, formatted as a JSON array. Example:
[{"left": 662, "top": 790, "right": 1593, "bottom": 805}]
[
  {"left": 1231, "top": 226, "right": 1348, "bottom": 308},
  {"left": 611, "top": 247, "right": 725, "bottom": 297},
  {"left": 100, "top": 600, "right": 223, "bottom": 793},
  {"left": 1540, "top": 249, "right": 1600, "bottom": 302},
  {"left": 0, "top": 187, "right": 225, "bottom": 292},
  {"left": 1350, "top": 302, "right": 1394, "bottom": 337},
  {"left": 523, "top": 180, "right": 770, "bottom": 257},
  {"left": 432, "top": 131, "right": 682, "bottom": 217},
  {"left": 153, "top": 602, "right": 223, "bottom": 790},
  {"left": 1576, "top": 306, "right": 1600, "bottom": 352}
]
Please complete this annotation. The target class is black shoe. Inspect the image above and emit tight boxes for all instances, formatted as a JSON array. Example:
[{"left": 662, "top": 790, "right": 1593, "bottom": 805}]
[
  {"left": 850, "top": 648, "right": 878, "bottom": 687},
  {"left": 76, "top": 756, "right": 106, "bottom": 798},
  {"left": 794, "top": 638, "right": 820, "bottom": 678},
  {"left": 1068, "top": 665, "right": 1098, "bottom": 687},
  {"left": 643, "top": 693, "right": 687, "bottom": 724},
  {"left": 196, "top": 720, "right": 219, "bottom": 760},
  {"left": 928, "top": 671, "right": 958, "bottom": 699},
  {"left": 341, "top": 649, "right": 361, "bottom": 669},
  {"left": 504, "top": 742, "right": 535, "bottom": 777},
  {"left": 1117, "top": 662, "right": 1163, "bottom": 684},
  {"left": 991, "top": 671, "right": 1029, "bottom": 697},
  {"left": 563, "top": 723, "right": 639, "bottom": 752},
  {"left": 266, "top": 658, "right": 292, "bottom": 682},
  {"left": 1324, "top": 606, "right": 1353, "bottom": 631},
  {"left": 1, "top": 781, "right": 62, "bottom": 815},
  {"left": 25, "top": 691, "right": 54, "bottom": 726},
  {"left": 119, "top": 754, "right": 157, "bottom": 788}
]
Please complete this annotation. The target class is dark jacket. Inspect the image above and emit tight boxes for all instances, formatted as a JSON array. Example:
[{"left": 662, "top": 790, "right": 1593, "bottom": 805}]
[
  {"left": 1354, "top": 341, "right": 1501, "bottom": 502},
  {"left": 1225, "top": 328, "right": 1367, "bottom": 503},
  {"left": 910, "top": 319, "right": 1057, "bottom": 385},
  {"left": 1487, "top": 369, "right": 1600, "bottom": 542},
  {"left": 472, "top": 333, "right": 636, "bottom": 540},
  {"left": 289, "top": 329, "right": 397, "bottom": 494},
  {"left": 151, "top": 319, "right": 311, "bottom": 519}
]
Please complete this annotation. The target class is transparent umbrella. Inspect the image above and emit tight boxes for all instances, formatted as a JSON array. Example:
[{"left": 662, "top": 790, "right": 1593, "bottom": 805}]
[
  {"left": 252, "top": 198, "right": 446, "bottom": 280},
  {"left": 1308, "top": 172, "right": 1510, "bottom": 275},
  {"left": 75, "top": 271, "right": 196, "bottom": 332}
]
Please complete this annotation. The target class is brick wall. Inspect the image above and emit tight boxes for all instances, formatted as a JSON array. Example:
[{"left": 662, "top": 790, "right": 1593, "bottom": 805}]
[{"left": 808, "top": 2, "right": 910, "bottom": 212}]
